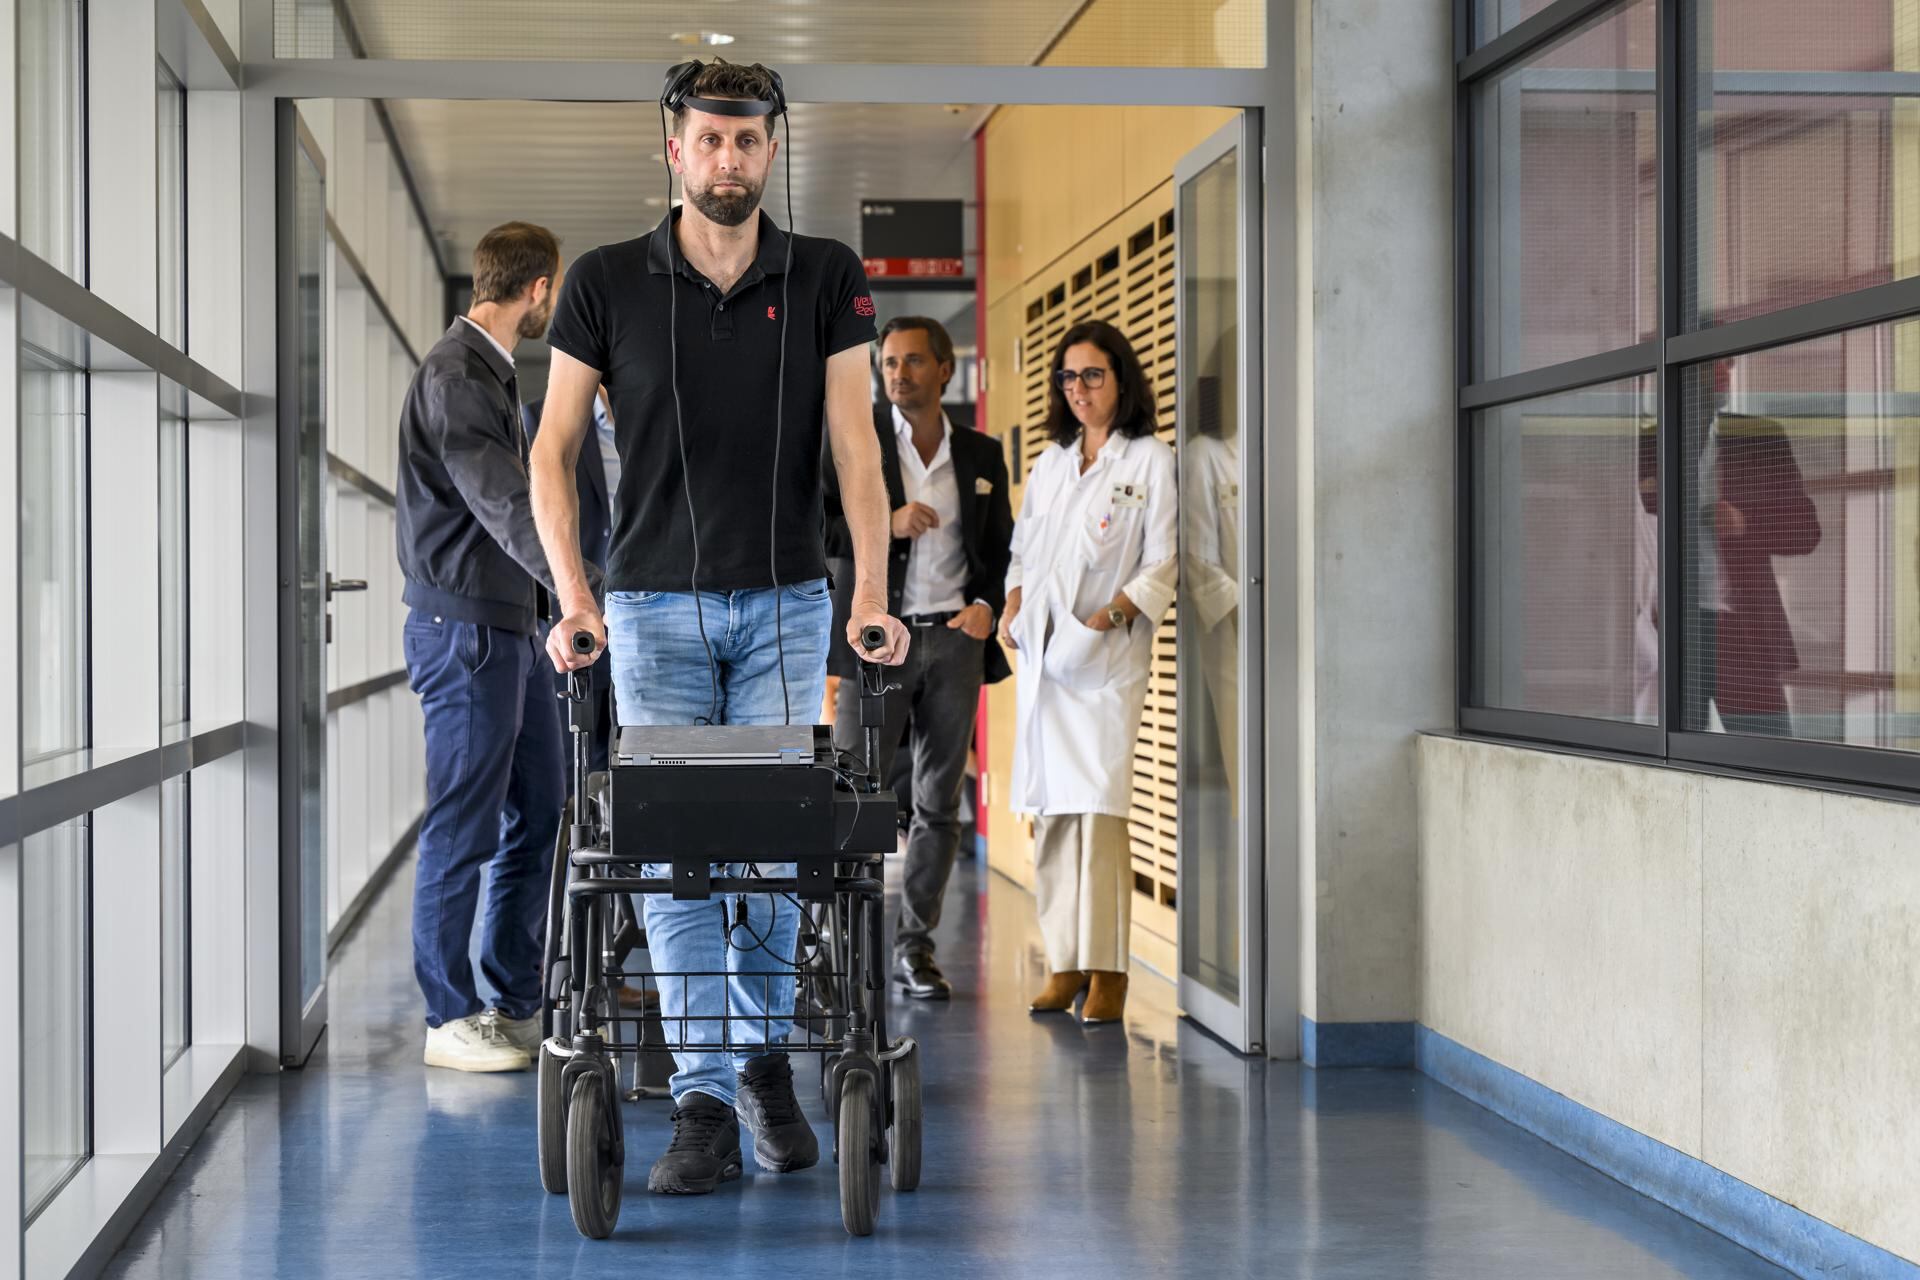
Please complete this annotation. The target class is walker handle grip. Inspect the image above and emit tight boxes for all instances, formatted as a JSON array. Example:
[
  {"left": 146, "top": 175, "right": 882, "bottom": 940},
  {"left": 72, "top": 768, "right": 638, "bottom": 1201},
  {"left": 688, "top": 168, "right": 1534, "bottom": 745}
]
[{"left": 856, "top": 625, "right": 892, "bottom": 790}]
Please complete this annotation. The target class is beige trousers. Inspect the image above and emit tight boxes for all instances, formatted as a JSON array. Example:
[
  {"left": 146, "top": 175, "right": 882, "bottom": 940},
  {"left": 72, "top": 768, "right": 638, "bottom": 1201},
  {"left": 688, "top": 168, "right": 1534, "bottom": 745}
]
[{"left": 1032, "top": 812, "right": 1133, "bottom": 974}]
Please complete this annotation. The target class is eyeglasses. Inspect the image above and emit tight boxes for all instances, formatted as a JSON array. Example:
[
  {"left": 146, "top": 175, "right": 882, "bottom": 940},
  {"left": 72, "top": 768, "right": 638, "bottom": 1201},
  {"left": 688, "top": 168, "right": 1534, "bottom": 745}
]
[{"left": 1054, "top": 367, "right": 1109, "bottom": 390}]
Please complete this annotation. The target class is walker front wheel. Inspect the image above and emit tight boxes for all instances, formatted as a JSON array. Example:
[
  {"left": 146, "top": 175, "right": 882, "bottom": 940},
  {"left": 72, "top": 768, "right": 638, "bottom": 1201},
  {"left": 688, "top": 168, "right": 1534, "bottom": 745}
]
[{"left": 565, "top": 1072, "right": 623, "bottom": 1239}]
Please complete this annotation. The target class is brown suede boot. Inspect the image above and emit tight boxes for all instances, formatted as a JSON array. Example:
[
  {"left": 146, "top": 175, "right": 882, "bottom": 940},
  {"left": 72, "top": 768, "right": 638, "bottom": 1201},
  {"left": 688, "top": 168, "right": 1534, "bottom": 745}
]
[
  {"left": 1081, "top": 971, "right": 1129, "bottom": 1024},
  {"left": 1029, "top": 971, "right": 1090, "bottom": 1013}
]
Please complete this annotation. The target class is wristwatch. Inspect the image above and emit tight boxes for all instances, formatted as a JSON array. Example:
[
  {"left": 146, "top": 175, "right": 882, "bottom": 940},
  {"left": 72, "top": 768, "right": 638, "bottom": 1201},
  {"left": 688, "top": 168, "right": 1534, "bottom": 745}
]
[{"left": 1105, "top": 604, "right": 1128, "bottom": 630}]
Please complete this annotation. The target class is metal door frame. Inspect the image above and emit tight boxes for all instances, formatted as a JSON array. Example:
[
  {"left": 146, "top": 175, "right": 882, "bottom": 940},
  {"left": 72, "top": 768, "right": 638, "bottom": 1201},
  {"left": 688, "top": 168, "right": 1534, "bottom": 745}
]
[
  {"left": 1173, "top": 113, "right": 1266, "bottom": 1054},
  {"left": 276, "top": 99, "right": 328, "bottom": 1067},
  {"left": 249, "top": 2, "right": 1302, "bottom": 1062}
]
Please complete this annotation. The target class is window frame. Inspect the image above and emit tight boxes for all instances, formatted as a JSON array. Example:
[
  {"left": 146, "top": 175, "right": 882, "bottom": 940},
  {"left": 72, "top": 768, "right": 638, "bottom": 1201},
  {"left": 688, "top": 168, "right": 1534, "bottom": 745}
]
[
  {"left": 156, "top": 55, "right": 188, "bottom": 351},
  {"left": 1455, "top": 0, "right": 1920, "bottom": 794}
]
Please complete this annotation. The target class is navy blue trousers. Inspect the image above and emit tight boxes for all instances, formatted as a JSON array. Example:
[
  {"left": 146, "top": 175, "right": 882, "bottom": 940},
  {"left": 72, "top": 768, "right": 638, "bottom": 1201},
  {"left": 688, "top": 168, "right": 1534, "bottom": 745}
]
[{"left": 404, "top": 610, "right": 563, "bottom": 1027}]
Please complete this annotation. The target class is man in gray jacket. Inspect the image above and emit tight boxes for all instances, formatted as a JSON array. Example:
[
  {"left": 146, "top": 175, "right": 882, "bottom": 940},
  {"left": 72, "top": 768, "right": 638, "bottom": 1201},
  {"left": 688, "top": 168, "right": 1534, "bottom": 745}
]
[{"left": 396, "top": 221, "right": 580, "bottom": 1072}]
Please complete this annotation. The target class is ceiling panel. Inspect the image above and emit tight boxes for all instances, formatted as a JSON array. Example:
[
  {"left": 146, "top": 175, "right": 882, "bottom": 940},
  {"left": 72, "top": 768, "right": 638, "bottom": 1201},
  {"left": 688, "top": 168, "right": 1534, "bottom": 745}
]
[
  {"left": 322, "top": 0, "right": 1087, "bottom": 65},
  {"left": 384, "top": 99, "right": 984, "bottom": 272},
  {"left": 283, "top": 0, "right": 1263, "bottom": 67}
]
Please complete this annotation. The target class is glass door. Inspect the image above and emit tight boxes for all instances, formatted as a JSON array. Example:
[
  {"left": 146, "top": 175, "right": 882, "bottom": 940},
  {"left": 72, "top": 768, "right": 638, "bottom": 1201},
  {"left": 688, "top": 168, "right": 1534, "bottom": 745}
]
[
  {"left": 279, "top": 109, "right": 329, "bottom": 1065},
  {"left": 1175, "top": 114, "right": 1264, "bottom": 1053}
]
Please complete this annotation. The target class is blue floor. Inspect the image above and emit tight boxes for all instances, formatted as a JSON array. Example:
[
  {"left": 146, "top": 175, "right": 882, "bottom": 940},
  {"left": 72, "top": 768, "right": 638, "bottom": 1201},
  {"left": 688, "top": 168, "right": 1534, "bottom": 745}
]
[{"left": 104, "top": 854, "right": 1787, "bottom": 1279}]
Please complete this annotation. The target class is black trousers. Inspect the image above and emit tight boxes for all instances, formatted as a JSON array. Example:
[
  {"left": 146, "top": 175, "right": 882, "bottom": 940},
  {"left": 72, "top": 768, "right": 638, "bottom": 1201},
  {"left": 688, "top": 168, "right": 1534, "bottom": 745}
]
[{"left": 834, "top": 623, "right": 984, "bottom": 961}]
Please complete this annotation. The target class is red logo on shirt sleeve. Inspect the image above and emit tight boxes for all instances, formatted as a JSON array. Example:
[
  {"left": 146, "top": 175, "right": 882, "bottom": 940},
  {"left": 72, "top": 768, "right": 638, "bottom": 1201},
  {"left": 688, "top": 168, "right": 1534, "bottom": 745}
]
[{"left": 853, "top": 295, "right": 876, "bottom": 317}]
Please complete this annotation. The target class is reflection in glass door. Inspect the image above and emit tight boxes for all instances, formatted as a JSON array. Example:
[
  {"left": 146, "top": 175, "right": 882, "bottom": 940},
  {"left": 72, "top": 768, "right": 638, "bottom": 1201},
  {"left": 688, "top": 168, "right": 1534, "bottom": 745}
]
[
  {"left": 280, "top": 109, "right": 330, "bottom": 1064},
  {"left": 1175, "top": 114, "right": 1263, "bottom": 1053}
]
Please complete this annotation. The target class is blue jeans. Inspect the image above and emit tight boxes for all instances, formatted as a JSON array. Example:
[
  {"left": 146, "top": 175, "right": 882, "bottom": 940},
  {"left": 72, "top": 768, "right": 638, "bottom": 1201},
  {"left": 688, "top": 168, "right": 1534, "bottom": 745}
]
[
  {"left": 605, "top": 580, "right": 831, "bottom": 1105},
  {"left": 404, "top": 611, "right": 564, "bottom": 1027}
]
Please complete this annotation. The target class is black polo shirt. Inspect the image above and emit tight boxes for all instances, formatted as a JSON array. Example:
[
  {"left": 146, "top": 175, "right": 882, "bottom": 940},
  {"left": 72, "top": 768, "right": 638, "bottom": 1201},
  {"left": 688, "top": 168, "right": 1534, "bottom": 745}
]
[{"left": 546, "top": 208, "right": 877, "bottom": 593}]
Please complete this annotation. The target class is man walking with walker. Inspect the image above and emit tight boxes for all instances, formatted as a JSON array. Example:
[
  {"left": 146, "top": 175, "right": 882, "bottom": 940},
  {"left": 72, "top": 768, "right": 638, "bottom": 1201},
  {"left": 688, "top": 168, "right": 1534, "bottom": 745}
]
[{"left": 531, "top": 60, "right": 907, "bottom": 1195}]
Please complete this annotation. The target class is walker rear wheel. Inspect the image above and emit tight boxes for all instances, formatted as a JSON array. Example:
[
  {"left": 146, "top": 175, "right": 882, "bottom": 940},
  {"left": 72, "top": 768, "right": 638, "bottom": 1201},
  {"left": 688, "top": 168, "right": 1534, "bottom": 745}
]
[
  {"left": 888, "top": 1042, "right": 921, "bottom": 1193},
  {"left": 836, "top": 1069, "right": 881, "bottom": 1237},
  {"left": 537, "top": 1041, "right": 569, "bottom": 1194}
]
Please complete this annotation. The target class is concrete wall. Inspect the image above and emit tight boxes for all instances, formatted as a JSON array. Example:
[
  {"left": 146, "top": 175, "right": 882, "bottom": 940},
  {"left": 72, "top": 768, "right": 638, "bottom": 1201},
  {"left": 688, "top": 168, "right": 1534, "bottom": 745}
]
[
  {"left": 1293, "top": 0, "right": 1455, "bottom": 1025},
  {"left": 1418, "top": 734, "right": 1920, "bottom": 1264}
]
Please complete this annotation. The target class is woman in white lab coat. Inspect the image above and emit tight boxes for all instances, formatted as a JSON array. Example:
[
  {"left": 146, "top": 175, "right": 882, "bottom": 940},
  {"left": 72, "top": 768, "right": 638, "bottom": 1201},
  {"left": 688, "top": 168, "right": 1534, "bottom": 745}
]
[{"left": 998, "top": 320, "right": 1176, "bottom": 1025}]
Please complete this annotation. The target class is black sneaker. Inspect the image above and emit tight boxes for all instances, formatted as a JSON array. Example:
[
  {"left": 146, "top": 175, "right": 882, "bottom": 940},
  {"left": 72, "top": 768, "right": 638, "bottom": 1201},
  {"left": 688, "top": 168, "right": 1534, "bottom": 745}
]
[
  {"left": 646, "top": 1091, "right": 743, "bottom": 1195},
  {"left": 734, "top": 1053, "right": 820, "bottom": 1173},
  {"left": 895, "top": 952, "right": 954, "bottom": 1000}
]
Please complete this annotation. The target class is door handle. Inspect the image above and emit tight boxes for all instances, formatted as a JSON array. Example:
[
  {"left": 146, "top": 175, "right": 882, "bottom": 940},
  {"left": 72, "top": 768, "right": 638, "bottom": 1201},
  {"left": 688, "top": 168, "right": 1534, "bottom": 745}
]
[{"left": 326, "top": 573, "right": 368, "bottom": 600}]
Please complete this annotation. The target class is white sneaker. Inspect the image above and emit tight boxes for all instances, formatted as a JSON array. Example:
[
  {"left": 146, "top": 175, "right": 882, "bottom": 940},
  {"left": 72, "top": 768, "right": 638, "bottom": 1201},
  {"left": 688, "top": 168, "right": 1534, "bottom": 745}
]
[
  {"left": 489, "top": 1009, "right": 544, "bottom": 1056},
  {"left": 424, "top": 1014, "right": 531, "bottom": 1073}
]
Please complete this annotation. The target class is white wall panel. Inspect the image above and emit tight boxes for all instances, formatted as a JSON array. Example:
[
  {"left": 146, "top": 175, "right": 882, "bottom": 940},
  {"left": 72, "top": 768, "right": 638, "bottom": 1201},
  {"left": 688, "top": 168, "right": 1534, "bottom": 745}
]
[
  {"left": 1418, "top": 737, "right": 1704, "bottom": 1154},
  {"left": 362, "top": 136, "right": 390, "bottom": 298},
  {"left": 187, "top": 418, "right": 243, "bottom": 725},
  {"left": 333, "top": 98, "right": 368, "bottom": 258},
  {"left": 189, "top": 755, "right": 246, "bottom": 1048},
  {"left": 186, "top": 91, "right": 243, "bottom": 386},
  {"left": 89, "top": 373, "right": 162, "bottom": 753},
  {"left": 92, "top": 793, "right": 162, "bottom": 1157},
  {"left": 87, "top": 0, "right": 159, "bottom": 328},
  {"left": 1419, "top": 734, "right": 1920, "bottom": 1264}
]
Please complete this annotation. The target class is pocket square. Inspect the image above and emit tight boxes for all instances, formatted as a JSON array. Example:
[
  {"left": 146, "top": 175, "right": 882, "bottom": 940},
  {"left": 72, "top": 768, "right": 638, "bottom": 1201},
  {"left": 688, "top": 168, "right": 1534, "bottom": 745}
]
[{"left": 974, "top": 477, "right": 994, "bottom": 495}]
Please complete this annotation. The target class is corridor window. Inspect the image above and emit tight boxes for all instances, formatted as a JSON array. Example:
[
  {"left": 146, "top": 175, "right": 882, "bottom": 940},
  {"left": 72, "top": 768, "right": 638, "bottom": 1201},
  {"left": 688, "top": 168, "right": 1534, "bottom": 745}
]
[
  {"left": 21, "top": 347, "right": 90, "bottom": 770},
  {"left": 1683, "top": 0, "right": 1920, "bottom": 329},
  {"left": 23, "top": 819, "right": 91, "bottom": 1218},
  {"left": 1470, "top": 376, "right": 1658, "bottom": 724},
  {"left": 1680, "top": 323, "right": 1920, "bottom": 752},
  {"left": 1473, "top": 0, "right": 1562, "bottom": 47},
  {"left": 1460, "top": 0, "right": 1920, "bottom": 784},
  {"left": 1470, "top": 0, "right": 1657, "bottom": 382},
  {"left": 20, "top": 0, "right": 87, "bottom": 278}
]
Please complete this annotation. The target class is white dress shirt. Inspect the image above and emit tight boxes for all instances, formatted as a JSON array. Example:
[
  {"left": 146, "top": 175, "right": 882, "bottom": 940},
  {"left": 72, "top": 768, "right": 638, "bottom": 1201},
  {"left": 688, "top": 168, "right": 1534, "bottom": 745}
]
[
  {"left": 458, "top": 314, "right": 515, "bottom": 368},
  {"left": 893, "top": 405, "right": 974, "bottom": 617}
]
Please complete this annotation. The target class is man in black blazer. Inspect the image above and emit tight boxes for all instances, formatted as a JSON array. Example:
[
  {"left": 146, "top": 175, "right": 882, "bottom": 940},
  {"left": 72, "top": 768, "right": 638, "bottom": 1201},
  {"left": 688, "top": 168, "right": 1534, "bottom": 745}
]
[{"left": 824, "top": 316, "right": 1013, "bottom": 999}]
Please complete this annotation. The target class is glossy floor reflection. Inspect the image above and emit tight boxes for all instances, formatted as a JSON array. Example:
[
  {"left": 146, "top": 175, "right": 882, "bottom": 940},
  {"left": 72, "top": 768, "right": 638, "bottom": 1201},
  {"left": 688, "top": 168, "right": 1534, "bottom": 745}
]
[{"left": 104, "top": 854, "right": 1785, "bottom": 1279}]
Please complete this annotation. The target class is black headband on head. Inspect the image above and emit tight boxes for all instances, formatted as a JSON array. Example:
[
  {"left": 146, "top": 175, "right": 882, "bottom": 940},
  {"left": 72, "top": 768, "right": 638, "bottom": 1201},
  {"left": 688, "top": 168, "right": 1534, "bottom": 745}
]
[
  {"left": 683, "top": 94, "right": 775, "bottom": 119},
  {"left": 660, "top": 59, "right": 788, "bottom": 119}
]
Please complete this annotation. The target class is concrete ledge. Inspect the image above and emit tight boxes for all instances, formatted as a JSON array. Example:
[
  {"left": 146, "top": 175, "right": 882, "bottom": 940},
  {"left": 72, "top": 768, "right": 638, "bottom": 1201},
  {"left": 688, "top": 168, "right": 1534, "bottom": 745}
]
[
  {"left": 1415, "top": 1026, "right": 1919, "bottom": 1280},
  {"left": 1300, "top": 1017, "right": 1415, "bottom": 1068}
]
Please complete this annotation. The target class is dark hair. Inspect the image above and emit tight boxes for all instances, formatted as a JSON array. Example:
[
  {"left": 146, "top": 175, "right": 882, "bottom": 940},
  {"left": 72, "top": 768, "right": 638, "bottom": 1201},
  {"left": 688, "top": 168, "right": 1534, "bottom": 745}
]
[
  {"left": 471, "top": 221, "right": 560, "bottom": 305},
  {"left": 1045, "top": 319, "right": 1157, "bottom": 446},
  {"left": 877, "top": 316, "right": 957, "bottom": 390},
  {"left": 672, "top": 59, "right": 780, "bottom": 138}
]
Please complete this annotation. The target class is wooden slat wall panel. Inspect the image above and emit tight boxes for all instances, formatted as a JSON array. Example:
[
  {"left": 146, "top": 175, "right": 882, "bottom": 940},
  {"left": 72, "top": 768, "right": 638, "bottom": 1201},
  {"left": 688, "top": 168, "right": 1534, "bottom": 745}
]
[{"left": 1012, "top": 183, "right": 1181, "bottom": 950}]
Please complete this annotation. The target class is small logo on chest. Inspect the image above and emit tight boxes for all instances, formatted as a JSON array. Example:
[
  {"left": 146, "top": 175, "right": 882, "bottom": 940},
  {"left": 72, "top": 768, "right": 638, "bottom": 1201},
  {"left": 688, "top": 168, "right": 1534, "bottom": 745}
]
[{"left": 767, "top": 305, "right": 777, "bottom": 320}]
